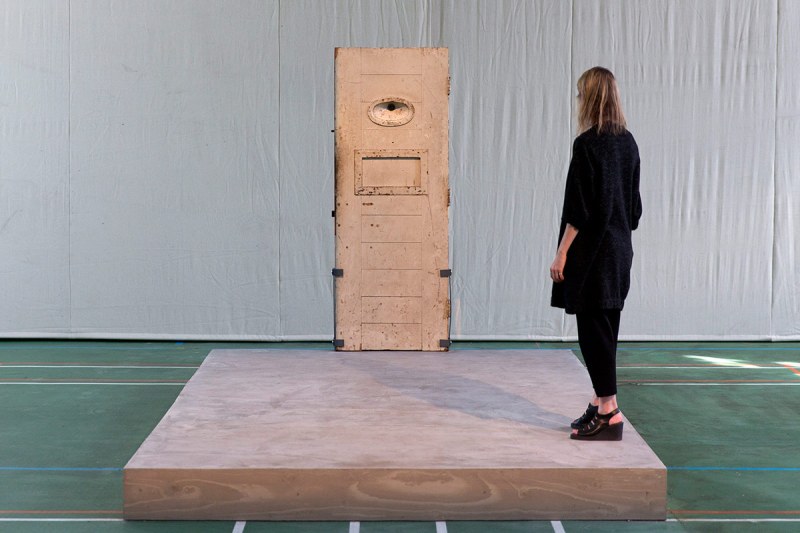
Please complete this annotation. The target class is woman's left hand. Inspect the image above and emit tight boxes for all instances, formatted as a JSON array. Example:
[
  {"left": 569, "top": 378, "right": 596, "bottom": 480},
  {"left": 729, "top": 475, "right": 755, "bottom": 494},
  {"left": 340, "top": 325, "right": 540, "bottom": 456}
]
[{"left": 550, "top": 252, "right": 567, "bottom": 283}]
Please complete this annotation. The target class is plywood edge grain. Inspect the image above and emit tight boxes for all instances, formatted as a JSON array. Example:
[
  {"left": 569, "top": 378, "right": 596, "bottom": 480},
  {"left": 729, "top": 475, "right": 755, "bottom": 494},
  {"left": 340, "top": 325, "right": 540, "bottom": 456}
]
[{"left": 124, "top": 466, "right": 666, "bottom": 521}]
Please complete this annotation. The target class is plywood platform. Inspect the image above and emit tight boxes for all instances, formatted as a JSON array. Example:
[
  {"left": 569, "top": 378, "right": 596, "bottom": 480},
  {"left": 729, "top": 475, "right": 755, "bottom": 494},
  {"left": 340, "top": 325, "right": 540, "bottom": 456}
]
[{"left": 124, "top": 349, "right": 666, "bottom": 521}]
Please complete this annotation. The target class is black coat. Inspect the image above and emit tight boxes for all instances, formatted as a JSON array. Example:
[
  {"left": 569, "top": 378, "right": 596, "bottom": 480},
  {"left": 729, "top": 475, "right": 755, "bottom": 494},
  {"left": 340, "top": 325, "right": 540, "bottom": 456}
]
[{"left": 551, "top": 128, "right": 642, "bottom": 314}]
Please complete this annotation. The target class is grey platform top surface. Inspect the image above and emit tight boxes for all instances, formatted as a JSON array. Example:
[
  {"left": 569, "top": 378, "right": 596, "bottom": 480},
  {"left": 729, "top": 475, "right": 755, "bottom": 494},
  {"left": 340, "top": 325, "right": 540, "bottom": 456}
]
[{"left": 126, "top": 349, "right": 666, "bottom": 471}]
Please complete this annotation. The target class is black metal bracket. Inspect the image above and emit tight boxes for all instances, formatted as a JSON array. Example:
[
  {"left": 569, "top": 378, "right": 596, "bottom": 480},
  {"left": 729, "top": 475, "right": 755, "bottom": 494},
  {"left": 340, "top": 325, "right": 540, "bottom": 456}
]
[
  {"left": 439, "top": 269, "right": 452, "bottom": 278},
  {"left": 332, "top": 268, "right": 344, "bottom": 277},
  {"left": 333, "top": 339, "right": 344, "bottom": 348},
  {"left": 439, "top": 339, "right": 451, "bottom": 348}
]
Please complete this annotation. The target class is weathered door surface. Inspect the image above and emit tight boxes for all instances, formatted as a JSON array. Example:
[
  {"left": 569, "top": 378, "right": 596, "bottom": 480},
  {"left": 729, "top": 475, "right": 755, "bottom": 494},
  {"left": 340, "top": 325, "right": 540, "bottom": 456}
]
[{"left": 334, "top": 48, "right": 449, "bottom": 351}]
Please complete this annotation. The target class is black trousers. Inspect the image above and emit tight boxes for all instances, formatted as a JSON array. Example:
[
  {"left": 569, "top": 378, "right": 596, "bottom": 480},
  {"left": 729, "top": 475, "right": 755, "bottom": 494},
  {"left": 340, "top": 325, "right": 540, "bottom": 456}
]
[{"left": 576, "top": 309, "right": 621, "bottom": 397}]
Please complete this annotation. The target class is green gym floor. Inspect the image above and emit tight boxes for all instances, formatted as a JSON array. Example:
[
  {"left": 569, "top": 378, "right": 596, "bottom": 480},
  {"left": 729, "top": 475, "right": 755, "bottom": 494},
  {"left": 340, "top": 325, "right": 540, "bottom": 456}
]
[{"left": 1, "top": 341, "right": 799, "bottom": 533}]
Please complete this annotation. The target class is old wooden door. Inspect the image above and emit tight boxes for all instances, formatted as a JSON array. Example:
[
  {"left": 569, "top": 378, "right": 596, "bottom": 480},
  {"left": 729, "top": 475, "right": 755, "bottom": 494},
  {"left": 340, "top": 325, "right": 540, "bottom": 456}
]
[{"left": 334, "top": 48, "right": 449, "bottom": 351}]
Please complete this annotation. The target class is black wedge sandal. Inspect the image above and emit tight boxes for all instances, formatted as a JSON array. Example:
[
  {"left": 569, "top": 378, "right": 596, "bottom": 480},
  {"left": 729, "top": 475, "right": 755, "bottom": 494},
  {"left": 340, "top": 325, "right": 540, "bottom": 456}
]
[
  {"left": 570, "top": 408, "right": 623, "bottom": 441},
  {"left": 570, "top": 403, "right": 598, "bottom": 429}
]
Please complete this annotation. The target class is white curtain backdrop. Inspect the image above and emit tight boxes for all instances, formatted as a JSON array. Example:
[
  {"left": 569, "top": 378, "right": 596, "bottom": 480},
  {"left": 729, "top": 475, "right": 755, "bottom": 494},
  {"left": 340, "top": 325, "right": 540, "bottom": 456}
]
[{"left": 0, "top": 0, "right": 797, "bottom": 340}]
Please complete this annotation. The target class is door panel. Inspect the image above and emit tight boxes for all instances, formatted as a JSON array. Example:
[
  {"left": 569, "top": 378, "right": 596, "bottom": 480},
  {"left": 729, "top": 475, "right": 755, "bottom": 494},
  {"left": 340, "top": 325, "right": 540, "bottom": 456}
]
[
  {"left": 362, "top": 243, "right": 422, "bottom": 270},
  {"left": 361, "top": 270, "right": 422, "bottom": 297}
]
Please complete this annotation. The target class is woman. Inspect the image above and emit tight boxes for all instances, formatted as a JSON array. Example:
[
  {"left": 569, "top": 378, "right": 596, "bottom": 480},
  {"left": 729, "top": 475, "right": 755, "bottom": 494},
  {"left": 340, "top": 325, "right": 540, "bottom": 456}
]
[{"left": 550, "top": 67, "right": 642, "bottom": 441}]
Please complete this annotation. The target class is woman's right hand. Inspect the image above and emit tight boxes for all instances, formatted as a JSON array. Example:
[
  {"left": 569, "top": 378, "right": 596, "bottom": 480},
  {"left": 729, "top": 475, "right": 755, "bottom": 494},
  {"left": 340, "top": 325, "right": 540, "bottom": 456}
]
[{"left": 550, "top": 252, "right": 566, "bottom": 283}]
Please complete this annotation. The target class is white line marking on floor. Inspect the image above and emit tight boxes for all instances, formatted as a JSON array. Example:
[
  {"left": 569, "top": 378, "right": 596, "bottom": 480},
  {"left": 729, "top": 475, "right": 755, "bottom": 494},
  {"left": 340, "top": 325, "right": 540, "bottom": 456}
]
[
  {"left": 232, "top": 521, "right": 246, "bottom": 533},
  {"left": 551, "top": 521, "right": 566, "bottom": 533},
  {"left": 684, "top": 356, "right": 759, "bottom": 367},
  {"left": 436, "top": 521, "right": 447, "bottom": 533},
  {"left": 349, "top": 521, "right": 360, "bottom": 533}
]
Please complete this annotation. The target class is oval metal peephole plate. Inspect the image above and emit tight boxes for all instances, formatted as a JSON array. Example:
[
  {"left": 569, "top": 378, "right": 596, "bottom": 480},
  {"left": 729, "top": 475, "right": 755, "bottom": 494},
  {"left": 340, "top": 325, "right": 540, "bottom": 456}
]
[{"left": 368, "top": 97, "right": 415, "bottom": 127}]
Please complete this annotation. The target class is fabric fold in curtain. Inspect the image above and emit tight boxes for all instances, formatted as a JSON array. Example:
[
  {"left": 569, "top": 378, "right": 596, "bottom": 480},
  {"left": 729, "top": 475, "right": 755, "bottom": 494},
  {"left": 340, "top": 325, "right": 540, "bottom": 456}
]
[{"left": 0, "top": 0, "right": 797, "bottom": 340}]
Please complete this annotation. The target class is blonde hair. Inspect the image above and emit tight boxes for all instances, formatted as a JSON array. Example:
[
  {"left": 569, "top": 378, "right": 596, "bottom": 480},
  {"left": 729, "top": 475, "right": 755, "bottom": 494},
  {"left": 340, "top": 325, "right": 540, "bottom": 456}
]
[{"left": 577, "top": 67, "right": 627, "bottom": 135}]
